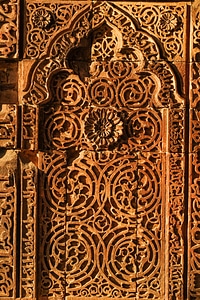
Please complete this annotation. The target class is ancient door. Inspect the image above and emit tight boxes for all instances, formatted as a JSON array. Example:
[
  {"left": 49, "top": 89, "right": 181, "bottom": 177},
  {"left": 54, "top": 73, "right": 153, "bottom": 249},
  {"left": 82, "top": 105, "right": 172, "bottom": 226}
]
[{"left": 1, "top": 0, "right": 200, "bottom": 299}]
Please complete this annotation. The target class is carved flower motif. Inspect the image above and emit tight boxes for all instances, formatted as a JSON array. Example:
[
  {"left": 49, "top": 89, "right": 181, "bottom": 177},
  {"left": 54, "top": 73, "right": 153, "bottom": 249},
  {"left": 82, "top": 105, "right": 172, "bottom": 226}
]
[
  {"left": 32, "top": 8, "right": 52, "bottom": 29},
  {"left": 160, "top": 12, "right": 178, "bottom": 31},
  {"left": 85, "top": 109, "right": 123, "bottom": 147}
]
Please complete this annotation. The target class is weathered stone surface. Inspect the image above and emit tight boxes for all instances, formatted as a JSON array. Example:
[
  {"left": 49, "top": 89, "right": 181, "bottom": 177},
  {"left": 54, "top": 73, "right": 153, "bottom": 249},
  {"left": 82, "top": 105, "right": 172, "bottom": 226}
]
[
  {"left": 0, "top": 62, "right": 18, "bottom": 103},
  {"left": 0, "top": 150, "right": 17, "bottom": 298},
  {"left": 0, "top": 104, "right": 17, "bottom": 148},
  {"left": 188, "top": 3, "right": 200, "bottom": 298},
  {"left": 0, "top": 0, "right": 200, "bottom": 299},
  {"left": 19, "top": 151, "right": 37, "bottom": 299},
  {"left": 0, "top": 0, "right": 19, "bottom": 58}
]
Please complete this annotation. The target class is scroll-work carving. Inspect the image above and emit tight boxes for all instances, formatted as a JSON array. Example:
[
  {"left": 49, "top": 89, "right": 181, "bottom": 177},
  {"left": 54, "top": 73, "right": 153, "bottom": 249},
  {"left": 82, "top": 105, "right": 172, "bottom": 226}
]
[
  {"left": 117, "top": 4, "right": 187, "bottom": 61},
  {"left": 189, "top": 4, "right": 200, "bottom": 299},
  {"left": 0, "top": 0, "right": 196, "bottom": 299},
  {"left": 0, "top": 0, "right": 18, "bottom": 58},
  {"left": 19, "top": 158, "right": 37, "bottom": 298},
  {"left": 0, "top": 151, "right": 17, "bottom": 298},
  {"left": 0, "top": 174, "right": 15, "bottom": 297},
  {"left": 20, "top": 2, "right": 186, "bottom": 299}
]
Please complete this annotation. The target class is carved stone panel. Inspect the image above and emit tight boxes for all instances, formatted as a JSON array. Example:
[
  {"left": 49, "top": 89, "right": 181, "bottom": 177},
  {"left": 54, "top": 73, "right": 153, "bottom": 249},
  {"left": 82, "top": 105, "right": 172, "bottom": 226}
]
[
  {"left": 0, "top": 0, "right": 197, "bottom": 299},
  {"left": 19, "top": 152, "right": 37, "bottom": 299},
  {"left": 19, "top": 1, "right": 187, "bottom": 299}
]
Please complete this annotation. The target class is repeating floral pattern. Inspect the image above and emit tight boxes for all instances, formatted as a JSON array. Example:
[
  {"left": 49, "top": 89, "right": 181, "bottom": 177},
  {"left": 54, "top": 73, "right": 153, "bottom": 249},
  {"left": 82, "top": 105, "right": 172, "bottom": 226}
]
[
  {"left": 21, "top": 2, "right": 186, "bottom": 299},
  {"left": 0, "top": 0, "right": 193, "bottom": 299},
  {"left": 117, "top": 4, "right": 186, "bottom": 61}
]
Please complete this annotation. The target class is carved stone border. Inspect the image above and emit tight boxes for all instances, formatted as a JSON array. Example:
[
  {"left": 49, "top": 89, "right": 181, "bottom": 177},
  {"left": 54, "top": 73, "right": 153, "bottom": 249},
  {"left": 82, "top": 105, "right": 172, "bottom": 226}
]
[
  {"left": 188, "top": 3, "right": 200, "bottom": 299},
  {"left": 0, "top": 0, "right": 19, "bottom": 58}
]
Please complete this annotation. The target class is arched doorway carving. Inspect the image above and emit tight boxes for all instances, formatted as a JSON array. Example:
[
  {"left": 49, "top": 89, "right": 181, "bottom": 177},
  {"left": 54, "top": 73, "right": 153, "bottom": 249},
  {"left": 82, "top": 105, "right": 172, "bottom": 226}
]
[{"left": 21, "top": 2, "right": 186, "bottom": 299}]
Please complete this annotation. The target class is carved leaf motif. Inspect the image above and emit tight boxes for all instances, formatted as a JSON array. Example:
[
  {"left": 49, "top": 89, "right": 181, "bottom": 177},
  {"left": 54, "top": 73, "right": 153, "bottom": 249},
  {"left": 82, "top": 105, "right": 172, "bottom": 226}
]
[
  {"left": 0, "top": 1, "right": 17, "bottom": 57},
  {"left": 19, "top": 1, "right": 187, "bottom": 299}
]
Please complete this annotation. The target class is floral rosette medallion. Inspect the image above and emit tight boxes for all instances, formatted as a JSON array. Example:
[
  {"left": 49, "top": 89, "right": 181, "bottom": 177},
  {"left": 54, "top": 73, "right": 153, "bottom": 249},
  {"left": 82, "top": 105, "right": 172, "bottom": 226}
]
[{"left": 85, "top": 108, "right": 123, "bottom": 149}]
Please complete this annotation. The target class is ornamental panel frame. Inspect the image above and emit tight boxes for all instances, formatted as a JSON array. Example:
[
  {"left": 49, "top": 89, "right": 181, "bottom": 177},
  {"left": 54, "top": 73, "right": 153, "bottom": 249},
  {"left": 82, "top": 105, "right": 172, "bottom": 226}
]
[
  {"left": 20, "top": 2, "right": 187, "bottom": 299},
  {"left": 0, "top": 0, "right": 196, "bottom": 299}
]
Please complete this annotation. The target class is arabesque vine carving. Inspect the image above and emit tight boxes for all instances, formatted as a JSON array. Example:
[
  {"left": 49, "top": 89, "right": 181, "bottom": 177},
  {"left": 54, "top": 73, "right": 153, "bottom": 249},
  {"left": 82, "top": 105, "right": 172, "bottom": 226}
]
[
  {"left": 117, "top": 4, "right": 186, "bottom": 61},
  {"left": 0, "top": 172, "right": 15, "bottom": 297},
  {"left": 0, "top": 0, "right": 195, "bottom": 298},
  {"left": 20, "top": 160, "right": 37, "bottom": 298},
  {"left": 38, "top": 151, "right": 67, "bottom": 298},
  {"left": 21, "top": 2, "right": 186, "bottom": 299},
  {"left": 23, "top": 2, "right": 184, "bottom": 108},
  {"left": 0, "top": 0, "right": 18, "bottom": 58},
  {"left": 25, "top": 3, "right": 90, "bottom": 58},
  {"left": 189, "top": 6, "right": 200, "bottom": 299}
]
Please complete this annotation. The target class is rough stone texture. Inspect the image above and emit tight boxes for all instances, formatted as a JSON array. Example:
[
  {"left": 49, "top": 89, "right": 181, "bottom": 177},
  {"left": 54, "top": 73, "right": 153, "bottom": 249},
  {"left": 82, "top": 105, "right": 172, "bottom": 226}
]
[{"left": 0, "top": 0, "right": 199, "bottom": 299}]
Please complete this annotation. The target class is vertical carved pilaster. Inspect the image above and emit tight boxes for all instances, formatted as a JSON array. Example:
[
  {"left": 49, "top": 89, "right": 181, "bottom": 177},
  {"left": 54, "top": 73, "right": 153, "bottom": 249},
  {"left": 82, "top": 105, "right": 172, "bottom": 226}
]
[
  {"left": 0, "top": 150, "right": 17, "bottom": 298},
  {"left": 19, "top": 154, "right": 37, "bottom": 299},
  {"left": 189, "top": 3, "right": 200, "bottom": 299},
  {"left": 38, "top": 151, "right": 67, "bottom": 299},
  {"left": 166, "top": 108, "right": 185, "bottom": 300},
  {"left": 168, "top": 153, "right": 185, "bottom": 299}
]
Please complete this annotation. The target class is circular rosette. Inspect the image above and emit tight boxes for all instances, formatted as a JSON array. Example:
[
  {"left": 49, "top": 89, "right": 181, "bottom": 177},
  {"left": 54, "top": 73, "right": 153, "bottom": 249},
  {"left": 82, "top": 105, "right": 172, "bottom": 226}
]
[
  {"left": 100, "top": 156, "right": 138, "bottom": 222},
  {"left": 44, "top": 107, "right": 82, "bottom": 149},
  {"left": 56, "top": 76, "right": 87, "bottom": 107},
  {"left": 67, "top": 161, "right": 99, "bottom": 218},
  {"left": 84, "top": 109, "right": 123, "bottom": 149},
  {"left": 88, "top": 78, "right": 116, "bottom": 106},
  {"left": 102, "top": 226, "right": 160, "bottom": 291},
  {"left": 117, "top": 73, "right": 155, "bottom": 109},
  {"left": 158, "top": 11, "right": 178, "bottom": 35},
  {"left": 32, "top": 8, "right": 53, "bottom": 29},
  {"left": 139, "top": 7, "right": 159, "bottom": 26},
  {"left": 127, "top": 109, "right": 162, "bottom": 151},
  {"left": 117, "top": 79, "right": 148, "bottom": 108},
  {"left": 66, "top": 223, "right": 104, "bottom": 292},
  {"left": 108, "top": 61, "right": 132, "bottom": 79}
]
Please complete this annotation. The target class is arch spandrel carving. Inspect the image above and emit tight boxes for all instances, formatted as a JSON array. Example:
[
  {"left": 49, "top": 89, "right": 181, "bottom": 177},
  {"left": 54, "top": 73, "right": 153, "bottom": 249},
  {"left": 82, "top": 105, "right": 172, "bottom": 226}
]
[{"left": 22, "top": 1, "right": 185, "bottom": 108}]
